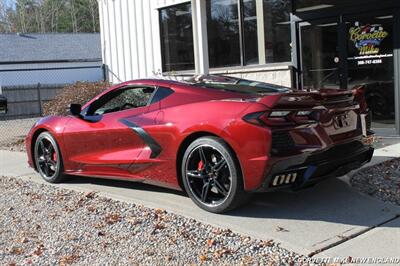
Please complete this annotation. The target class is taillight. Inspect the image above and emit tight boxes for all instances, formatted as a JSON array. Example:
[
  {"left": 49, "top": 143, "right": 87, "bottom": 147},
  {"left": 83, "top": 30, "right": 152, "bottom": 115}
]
[
  {"left": 269, "top": 111, "right": 291, "bottom": 117},
  {"left": 242, "top": 112, "right": 265, "bottom": 126},
  {"left": 243, "top": 111, "right": 294, "bottom": 126},
  {"left": 243, "top": 110, "right": 316, "bottom": 127}
]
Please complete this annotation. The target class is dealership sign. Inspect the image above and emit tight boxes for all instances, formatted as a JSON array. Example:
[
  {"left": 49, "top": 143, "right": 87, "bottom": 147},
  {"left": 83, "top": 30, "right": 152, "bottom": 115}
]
[{"left": 349, "top": 23, "right": 388, "bottom": 56}]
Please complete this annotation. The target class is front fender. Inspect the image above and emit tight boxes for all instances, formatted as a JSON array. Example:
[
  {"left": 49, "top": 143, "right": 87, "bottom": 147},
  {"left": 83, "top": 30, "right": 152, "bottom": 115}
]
[{"left": 26, "top": 116, "right": 71, "bottom": 169}]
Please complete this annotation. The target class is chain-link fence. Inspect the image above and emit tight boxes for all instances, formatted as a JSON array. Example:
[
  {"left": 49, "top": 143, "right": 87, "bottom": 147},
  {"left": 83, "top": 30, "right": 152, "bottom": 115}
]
[
  {"left": 0, "top": 83, "right": 65, "bottom": 119},
  {"left": 0, "top": 117, "right": 39, "bottom": 151},
  {"left": 0, "top": 83, "right": 65, "bottom": 151},
  {"left": 0, "top": 64, "right": 104, "bottom": 151}
]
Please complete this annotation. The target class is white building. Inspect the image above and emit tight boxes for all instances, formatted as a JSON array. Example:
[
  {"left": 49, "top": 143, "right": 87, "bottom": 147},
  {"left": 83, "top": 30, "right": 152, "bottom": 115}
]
[
  {"left": 98, "top": 0, "right": 292, "bottom": 86},
  {"left": 99, "top": 0, "right": 400, "bottom": 134}
]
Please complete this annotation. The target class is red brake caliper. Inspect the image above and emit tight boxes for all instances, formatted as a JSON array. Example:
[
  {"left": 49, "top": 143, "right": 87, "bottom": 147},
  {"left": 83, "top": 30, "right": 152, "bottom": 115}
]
[
  {"left": 197, "top": 160, "right": 204, "bottom": 171},
  {"left": 53, "top": 152, "right": 57, "bottom": 162}
]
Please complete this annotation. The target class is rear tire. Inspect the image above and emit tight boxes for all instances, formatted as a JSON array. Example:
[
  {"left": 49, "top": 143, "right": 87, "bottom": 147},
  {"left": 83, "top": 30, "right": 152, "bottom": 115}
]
[
  {"left": 34, "top": 132, "right": 66, "bottom": 183},
  {"left": 181, "top": 136, "right": 250, "bottom": 213}
]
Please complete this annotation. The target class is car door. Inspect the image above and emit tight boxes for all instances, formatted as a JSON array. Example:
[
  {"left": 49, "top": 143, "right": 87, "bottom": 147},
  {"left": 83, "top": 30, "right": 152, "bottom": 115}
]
[{"left": 62, "top": 85, "right": 157, "bottom": 177}]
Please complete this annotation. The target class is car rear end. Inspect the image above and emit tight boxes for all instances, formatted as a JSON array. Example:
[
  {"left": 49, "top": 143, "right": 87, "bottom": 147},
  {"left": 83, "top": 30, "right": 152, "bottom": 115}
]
[{"left": 239, "top": 89, "right": 374, "bottom": 192}]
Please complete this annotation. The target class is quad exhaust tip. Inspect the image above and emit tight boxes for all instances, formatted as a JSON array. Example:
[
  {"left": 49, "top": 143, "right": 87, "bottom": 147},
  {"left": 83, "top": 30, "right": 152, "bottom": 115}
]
[{"left": 272, "top": 172, "right": 297, "bottom": 187}]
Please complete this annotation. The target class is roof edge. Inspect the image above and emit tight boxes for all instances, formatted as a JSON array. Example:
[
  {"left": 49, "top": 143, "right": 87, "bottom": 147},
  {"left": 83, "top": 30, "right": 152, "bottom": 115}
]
[{"left": 0, "top": 58, "right": 102, "bottom": 65}]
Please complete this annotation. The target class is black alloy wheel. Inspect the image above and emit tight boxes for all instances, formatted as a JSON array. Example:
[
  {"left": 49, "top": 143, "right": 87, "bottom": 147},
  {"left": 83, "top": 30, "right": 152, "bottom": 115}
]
[
  {"left": 182, "top": 136, "right": 250, "bottom": 213},
  {"left": 34, "top": 132, "right": 65, "bottom": 183}
]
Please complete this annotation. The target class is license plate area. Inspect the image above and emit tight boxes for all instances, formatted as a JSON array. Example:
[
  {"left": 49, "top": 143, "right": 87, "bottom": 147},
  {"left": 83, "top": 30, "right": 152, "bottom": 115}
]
[{"left": 326, "top": 110, "right": 358, "bottom": 135}]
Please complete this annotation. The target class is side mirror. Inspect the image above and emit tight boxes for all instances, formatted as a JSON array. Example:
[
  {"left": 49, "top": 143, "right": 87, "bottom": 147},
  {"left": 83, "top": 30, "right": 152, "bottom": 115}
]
[
  {"left": 69, "top": 103, "right": 82, "bottom": 117},
  {"left": 0, "top": 96, "right": 7, "bottom": 114}
]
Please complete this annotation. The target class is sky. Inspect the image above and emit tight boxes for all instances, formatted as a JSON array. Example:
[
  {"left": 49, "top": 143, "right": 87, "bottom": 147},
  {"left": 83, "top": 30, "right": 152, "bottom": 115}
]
[{"left": 3, "top": 0, "right": 16, "bottom": 9}]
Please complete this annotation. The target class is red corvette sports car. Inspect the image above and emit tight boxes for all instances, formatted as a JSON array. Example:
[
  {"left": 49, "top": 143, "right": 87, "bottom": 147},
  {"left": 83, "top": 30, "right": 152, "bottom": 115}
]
[{"left": 26, "top": 76, "right": 374, "bottom": 213}]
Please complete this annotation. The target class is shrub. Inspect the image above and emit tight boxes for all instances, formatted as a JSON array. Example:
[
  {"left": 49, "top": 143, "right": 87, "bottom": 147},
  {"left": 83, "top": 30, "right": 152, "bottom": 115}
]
[{"left": 42, "top": 81, "right": 110, "bottom": 116}]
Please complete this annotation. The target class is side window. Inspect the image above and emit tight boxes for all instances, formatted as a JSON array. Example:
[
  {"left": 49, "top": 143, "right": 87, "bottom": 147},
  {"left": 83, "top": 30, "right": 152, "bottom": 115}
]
[
  {"left": 90, "top": 87, "right": 155, "bottom": 115},
  {"left": 150, "top": 87, "right": 174, "bottom": 104}
]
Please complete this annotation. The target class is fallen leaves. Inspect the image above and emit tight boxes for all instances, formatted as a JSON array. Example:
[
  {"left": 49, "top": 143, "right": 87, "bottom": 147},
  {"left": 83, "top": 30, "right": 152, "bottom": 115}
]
[
  {"left": 19, "top": 237, "right": 29, "bottom": 244},
  {"left": 105, "top": 213, "right": 121, "bottom": 224},
  {"left": 212, "top": 228, "right": 222, "bottom": 235},
  {"left": 154, "top": 208, "right": 165, "bottom": 215},
  {"left": 10, "top": 246, "right": 24, "bottom": 255},
  {"left": 351, "top": 157, "right": 400, "bottom": 206},
  {"left": 261, "top": 239, "right": 274, "bottom": 247},
  {"left": 30, "top": 193, "right": 42, "bottom": 200},
  {"left": 93, "top": 222, "right": 105, "bottom": 229},
  {"left": 126, "top": 216, "right": 142, "bottom": 225},
  {"left": 63, "top": 206, "right": 76, "bottom": 213},
  {"left": 0, "top": 176, "right": 305, "bottom": 264},
  {"left": 84, "top": 191, "right": 96, "bottom": 199},
  {"left": 276, "top": 226, "right": 289, "bottom": 232},
  {"left": 213, "top": 248, "right": 232, "bottom": 259},
  {"left": 362, "top": 135, "right": 375, "bottom": 145},
  {"left": 199, "top": 254, "right": 207, "bottom": 262},
  {"left": 66, "top": 235, "right": 79, "bottom": 241},
  {"left": 151, "top": 223, "right": 166, "bottom": 234},
  {"left": 43, "top": 81, "right": 109, "bottom": 116},
  {"left": 206, "top": 239, "right": 215, "bottom": 247},
  {"left": 76, "top": 192, "right": 96, "bottom": 207},
  {"left": 32, "top": 244, "right": 45, "bottom": 256},
  {"left": 59, "top": 254, "right": 80, "bottom": 265},
  {"left": 86, "top": 206, "right": 96, "bottom": 212}
]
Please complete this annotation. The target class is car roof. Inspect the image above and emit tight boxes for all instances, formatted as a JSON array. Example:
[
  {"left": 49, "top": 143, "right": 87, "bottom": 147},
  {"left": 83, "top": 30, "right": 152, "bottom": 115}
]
[{"left": 122, "top": 76, "right": 290, "bottom": 95}]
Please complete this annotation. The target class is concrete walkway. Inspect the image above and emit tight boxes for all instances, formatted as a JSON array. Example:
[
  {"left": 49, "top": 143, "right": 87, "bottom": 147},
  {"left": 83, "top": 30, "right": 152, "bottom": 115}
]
[{"left": 1, "top": 139, "right": 400, "bottom": 259}]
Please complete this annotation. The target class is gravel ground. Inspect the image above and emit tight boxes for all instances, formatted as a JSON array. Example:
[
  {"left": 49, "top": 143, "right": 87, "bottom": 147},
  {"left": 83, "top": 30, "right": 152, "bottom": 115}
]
[
  {"left": 351, "top": 158, "right": 400, "bottom": 206},
  {"left": 0, "top": 176, "right": 308, "bottom": 265}
]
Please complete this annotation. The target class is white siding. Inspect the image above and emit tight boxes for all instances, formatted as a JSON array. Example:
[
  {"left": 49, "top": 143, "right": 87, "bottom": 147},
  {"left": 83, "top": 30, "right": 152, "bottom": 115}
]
[
  {"left": 99, "top": 0, "right": 293, "bottom": 86},
  {"left": 99, "top": 0, "right": 190, "bottom": 84}
]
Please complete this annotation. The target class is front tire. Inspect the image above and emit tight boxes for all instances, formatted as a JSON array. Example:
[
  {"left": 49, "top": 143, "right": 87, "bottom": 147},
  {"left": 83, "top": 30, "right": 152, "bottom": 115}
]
[
  {"left": 34, "top": 132, "right": 66, "bottom": 183},
  {"left": 181, "top": 136, "right": 250, "bottom": 213}
]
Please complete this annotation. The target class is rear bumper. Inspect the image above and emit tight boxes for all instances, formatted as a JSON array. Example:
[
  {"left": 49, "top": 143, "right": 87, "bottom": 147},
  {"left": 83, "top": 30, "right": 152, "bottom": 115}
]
[{"left": 255, "top": 140, "right": 374, "bottom": 192}]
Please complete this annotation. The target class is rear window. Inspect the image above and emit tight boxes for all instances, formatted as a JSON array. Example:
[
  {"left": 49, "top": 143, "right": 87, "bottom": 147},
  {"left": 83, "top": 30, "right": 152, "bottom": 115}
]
[
  {"left": 194, "top": 82, "right": 290, "bottom": 95},
  {"left": 150, "top": 87, "right": 174, "bottom": 104}
]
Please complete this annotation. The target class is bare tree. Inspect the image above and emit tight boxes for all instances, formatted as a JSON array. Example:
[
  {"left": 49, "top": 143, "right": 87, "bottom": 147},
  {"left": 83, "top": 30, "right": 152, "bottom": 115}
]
[
  {"left": 88, "top": 0, "right": 98, "bottom": 32},
  {"left": 3, "top": 0, "right": 100, "bottom": 33},
  {"left": 0, "top": 1, "right": 10, "bottom": 32},
  {"left": 16, "top": 1, "right": 27, "bottom": 32},
  {"left": 69, "top": 0, "right": 78, "bottom": 32}
]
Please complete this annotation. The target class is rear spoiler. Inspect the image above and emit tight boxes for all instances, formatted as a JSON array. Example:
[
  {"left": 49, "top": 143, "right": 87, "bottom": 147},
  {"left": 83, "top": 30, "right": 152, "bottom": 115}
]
[{"left": 257, "top": 90, "right": 355, "bottom": 109}]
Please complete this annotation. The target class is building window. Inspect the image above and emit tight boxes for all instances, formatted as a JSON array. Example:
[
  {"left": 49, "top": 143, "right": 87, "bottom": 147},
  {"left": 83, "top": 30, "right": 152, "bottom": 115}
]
[
  {"left": 206, "top": 0, "right": 259, "bottom": 67},
  {"left": 159, "top": 3, "right": 194, "bottom": 72},
  {"left": 207, "top": 0, "right": 241, "bottom": 68},
  {"left": 243, "top": 0, "right": 259, "bottom": 65},
  {"left": 206, "top": 0, "right": 291, "bottom": 69},
  {"left": 263, "top": 0, "right": 292, "bottom": 63}
]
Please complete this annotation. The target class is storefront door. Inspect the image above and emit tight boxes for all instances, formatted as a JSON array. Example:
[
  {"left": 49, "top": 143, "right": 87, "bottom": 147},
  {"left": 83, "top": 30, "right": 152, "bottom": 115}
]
[
  {"left": 298, "top": 12, "right": 396, "bottom": 129},
  {"left": 345, "top": 13, "right": 395, "bottom": 128},
  {"left": 299, "top": 18, "right": 346, "bottom": 90}
]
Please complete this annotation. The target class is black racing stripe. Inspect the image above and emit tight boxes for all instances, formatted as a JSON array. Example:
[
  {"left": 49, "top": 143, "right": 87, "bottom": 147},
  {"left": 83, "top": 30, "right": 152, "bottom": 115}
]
[{"left": 119, "top": 119, "right": 162, "bottom": 158}]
